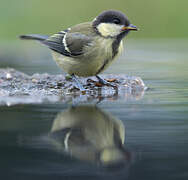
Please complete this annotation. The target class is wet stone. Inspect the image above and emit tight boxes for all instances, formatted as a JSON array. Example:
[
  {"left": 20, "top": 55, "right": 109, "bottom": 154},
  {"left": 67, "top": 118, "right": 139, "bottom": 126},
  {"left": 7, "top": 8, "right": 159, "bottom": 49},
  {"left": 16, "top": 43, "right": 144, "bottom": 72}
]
[{"left": 0, "top": 68, "right": 147, "bottom": 106}]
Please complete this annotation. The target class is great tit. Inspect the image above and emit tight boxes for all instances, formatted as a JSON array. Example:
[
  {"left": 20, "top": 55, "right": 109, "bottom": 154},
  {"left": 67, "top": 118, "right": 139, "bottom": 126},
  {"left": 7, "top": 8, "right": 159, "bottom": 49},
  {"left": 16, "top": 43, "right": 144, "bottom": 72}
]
[
  {"left": 50, "top": 105, "right": 128, "bottom": 166},
  {"left": 20, "top": 10, "right": 138, "bottom": 91}
]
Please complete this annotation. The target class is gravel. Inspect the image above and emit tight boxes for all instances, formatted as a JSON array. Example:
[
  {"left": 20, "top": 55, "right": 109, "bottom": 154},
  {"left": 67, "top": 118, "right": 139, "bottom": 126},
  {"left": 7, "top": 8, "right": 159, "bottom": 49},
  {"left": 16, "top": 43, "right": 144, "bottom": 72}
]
[{"left": 0, "top": 68, "right": 147, "bottom": 106}]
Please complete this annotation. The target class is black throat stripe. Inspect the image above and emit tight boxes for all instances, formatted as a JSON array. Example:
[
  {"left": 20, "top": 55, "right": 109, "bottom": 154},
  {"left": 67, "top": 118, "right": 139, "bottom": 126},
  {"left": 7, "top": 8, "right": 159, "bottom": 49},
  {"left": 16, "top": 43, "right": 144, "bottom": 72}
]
[
  {"left": 112, "top": 31, "right": 129, "bottom": 58},
  {"left": 96, "top": 59, "right": 109, "bottom": 75},
  {"left": 112, "top": 36, "right": 122, "bottom": 58}
]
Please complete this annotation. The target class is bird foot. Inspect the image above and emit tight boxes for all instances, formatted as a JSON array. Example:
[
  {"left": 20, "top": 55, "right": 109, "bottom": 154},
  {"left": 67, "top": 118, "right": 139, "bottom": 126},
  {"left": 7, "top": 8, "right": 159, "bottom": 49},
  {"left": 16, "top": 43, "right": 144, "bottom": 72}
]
[{"left": 96, "top": 75, "right": 117, "bottom": 88}]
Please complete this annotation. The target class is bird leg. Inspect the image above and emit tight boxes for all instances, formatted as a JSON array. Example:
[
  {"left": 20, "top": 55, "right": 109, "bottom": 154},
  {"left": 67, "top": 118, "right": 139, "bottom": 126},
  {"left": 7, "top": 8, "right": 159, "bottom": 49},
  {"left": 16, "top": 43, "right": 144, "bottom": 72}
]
[
  {"left": 96, "top": 75, "right": 109, "bottom": 85},
  {"left": 96, "top": 75, "right": 116, "bottom": 87},
  {"left": 71, "top": 74, "right": 86, "bottom": 92}
]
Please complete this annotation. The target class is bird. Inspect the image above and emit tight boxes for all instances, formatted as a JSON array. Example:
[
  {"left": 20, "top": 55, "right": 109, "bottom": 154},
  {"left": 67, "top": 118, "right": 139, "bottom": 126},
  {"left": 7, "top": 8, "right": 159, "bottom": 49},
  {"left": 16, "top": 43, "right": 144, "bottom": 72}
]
[
  {"left": 20, "top": 10, "right": 138, "bottom": 91},
  {"left": 50, "top": 105, "right": 131, "bottom": 166}
]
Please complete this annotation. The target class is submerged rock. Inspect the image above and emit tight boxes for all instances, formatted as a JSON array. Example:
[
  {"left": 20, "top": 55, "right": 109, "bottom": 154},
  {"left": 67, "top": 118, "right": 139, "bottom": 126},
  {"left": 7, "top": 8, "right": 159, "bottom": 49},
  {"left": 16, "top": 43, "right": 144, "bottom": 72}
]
[{"left": 0, "top": 68, "right": 147, "bottom": 106}]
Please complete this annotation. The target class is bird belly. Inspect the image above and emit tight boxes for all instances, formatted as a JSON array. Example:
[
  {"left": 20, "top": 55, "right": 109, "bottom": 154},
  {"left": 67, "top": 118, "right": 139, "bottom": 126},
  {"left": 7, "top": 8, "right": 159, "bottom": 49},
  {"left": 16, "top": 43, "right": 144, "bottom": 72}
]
[
  {"left": 51, "top": 39, "right": 123, "bottom": 77},
  {"left": 52, "top": 52, "right": 104, "bottom": 76}
]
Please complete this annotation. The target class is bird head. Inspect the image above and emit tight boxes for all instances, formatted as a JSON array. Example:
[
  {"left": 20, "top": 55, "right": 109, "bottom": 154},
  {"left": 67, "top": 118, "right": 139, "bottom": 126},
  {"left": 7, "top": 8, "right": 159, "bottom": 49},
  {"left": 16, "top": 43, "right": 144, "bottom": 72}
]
[{"left": 93, "top": 10, "right": 138, "bottom": 38}]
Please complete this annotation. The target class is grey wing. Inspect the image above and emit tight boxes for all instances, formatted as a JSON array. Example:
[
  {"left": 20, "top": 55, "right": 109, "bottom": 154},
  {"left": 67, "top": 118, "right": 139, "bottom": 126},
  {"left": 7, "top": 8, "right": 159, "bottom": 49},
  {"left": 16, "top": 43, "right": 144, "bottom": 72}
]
[
  {"left": 66, "top": 33, "right": 93, "bottom": 56},
  {"left": 43, "top": 30, "right": 93, "bottom": 57}
]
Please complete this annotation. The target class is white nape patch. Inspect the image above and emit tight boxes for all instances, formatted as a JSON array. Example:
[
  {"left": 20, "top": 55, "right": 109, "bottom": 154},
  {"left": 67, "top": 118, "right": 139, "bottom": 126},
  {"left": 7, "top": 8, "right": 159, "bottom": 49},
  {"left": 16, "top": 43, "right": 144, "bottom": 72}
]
[
  {"left": 62, "top": 33, "right": 71, "bottom": 53},
  {"left": 97, "top": 23, "right": 123, "bottom": 37},
  {"left": 93, "top": 17, "right": 97, "bottom": 22}
]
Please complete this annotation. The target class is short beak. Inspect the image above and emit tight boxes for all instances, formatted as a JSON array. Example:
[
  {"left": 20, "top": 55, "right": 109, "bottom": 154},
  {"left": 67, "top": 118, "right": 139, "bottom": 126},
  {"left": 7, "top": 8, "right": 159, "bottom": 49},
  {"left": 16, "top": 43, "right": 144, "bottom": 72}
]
[{"left": 122, "top": 24, "right": 138, "bottom": 31}]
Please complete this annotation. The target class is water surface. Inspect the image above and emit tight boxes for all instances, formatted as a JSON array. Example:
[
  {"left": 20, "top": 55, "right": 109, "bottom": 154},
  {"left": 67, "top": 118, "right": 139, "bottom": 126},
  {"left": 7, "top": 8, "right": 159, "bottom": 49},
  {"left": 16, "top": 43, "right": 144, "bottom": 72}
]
[{"left": 0, "top": 39, "right": 188, "bottom": 180}]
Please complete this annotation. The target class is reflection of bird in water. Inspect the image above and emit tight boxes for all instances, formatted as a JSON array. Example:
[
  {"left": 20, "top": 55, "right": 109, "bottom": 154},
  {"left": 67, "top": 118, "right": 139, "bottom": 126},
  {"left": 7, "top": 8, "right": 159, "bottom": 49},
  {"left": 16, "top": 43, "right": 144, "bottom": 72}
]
[{"left": 49, "top": 105, "right": 131, "bottom": 166}]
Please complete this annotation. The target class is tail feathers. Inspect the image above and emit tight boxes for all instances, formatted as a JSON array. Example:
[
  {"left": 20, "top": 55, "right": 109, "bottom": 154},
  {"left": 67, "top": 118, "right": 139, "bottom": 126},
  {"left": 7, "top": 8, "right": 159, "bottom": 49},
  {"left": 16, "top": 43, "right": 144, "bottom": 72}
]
[{"left": 19, "top": 34, "right": 49, "bottom": 41}]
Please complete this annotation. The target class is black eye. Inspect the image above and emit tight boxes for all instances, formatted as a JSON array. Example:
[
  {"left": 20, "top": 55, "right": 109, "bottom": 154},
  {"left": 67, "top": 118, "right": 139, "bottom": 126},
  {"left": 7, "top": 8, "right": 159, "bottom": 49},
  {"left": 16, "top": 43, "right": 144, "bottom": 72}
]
[{"left": 113, "top": 18, "right": 120, "bottom": 24}]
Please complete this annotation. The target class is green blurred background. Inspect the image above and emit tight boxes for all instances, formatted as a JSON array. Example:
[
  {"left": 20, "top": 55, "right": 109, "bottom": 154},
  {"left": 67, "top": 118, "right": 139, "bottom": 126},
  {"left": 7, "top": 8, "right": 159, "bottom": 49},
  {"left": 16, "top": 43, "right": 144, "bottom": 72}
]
[
  {"left": 1, "top": 0, "right": 188, "bottom": 40},
  {"left": 0, "top": 0, "right": 187, "bottom": 78}
]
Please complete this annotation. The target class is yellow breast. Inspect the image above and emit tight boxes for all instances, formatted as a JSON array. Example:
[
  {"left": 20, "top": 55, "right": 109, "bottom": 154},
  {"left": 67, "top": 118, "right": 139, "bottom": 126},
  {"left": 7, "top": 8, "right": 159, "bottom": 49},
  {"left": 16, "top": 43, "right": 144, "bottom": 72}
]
[{"left": 51, "top": 39, "right": 123, "bottom": 77}]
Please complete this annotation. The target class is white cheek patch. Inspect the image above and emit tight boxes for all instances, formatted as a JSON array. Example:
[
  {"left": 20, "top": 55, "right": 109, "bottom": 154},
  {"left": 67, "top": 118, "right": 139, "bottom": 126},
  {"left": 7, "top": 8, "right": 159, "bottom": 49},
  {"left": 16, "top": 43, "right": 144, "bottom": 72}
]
[{"left": 97, "top": 23, "right": 123, "bottom": 37}]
